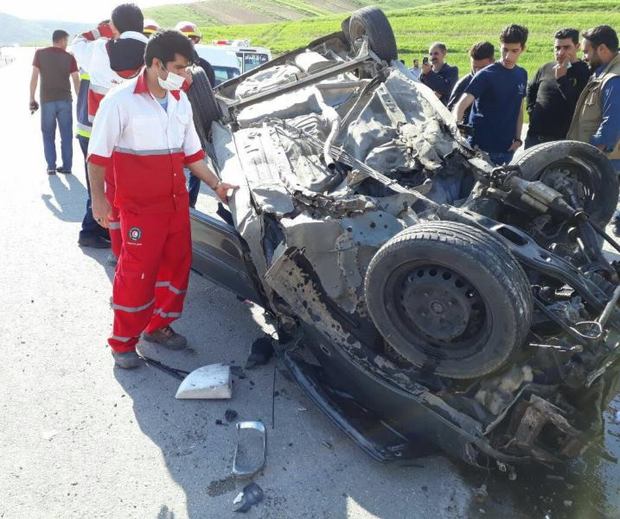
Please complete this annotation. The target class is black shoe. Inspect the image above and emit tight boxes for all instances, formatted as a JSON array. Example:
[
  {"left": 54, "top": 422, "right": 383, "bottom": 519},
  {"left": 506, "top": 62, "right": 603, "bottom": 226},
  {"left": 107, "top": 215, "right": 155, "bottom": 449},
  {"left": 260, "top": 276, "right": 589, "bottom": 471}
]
[
  {"left": 47, "top": 168, "right": 56, "bottom": 175},
  {"left": 56, "top": 167, "right": 72, "bottom": 174},
  {"left": 78, "top": 234, "right": 111, "bottom": 249}
]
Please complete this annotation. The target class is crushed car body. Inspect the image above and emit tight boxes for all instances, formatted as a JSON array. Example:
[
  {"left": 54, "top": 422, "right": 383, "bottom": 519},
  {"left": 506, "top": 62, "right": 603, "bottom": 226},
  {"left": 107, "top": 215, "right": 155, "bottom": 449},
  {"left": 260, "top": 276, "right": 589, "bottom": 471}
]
[{"left": 187, "top": 6, "right": 620, "bottom": 470}]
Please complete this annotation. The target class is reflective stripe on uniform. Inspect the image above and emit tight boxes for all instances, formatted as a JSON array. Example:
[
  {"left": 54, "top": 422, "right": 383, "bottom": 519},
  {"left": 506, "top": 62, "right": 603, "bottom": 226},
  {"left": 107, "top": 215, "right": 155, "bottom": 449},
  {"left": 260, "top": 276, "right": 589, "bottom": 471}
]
[
  {"left": 155, "top": 281, "right": 187, "bottom": 295},
  {"left": 90, "top": 83, "right": 109, "bottom": 95},
  {"left": 77, "top": 121, "right": 92, "bottom": 138},
  {"left": 153, "top": 308, "right": 182, "bottom": 319},
  {"left": 80, "top": 72, "right": 90, "bottom": 80},
  {"left": 111, "top": 335, "right": 133, "bottom": 342},
  {"left": 112, "top": 298, "right": 155, "bottom": 313},
  {"left": 114, "top": 146, "right": 183, "bottom": 156},
  {"left": 108, "top": 221, "right": 121, "bottom": 230}
]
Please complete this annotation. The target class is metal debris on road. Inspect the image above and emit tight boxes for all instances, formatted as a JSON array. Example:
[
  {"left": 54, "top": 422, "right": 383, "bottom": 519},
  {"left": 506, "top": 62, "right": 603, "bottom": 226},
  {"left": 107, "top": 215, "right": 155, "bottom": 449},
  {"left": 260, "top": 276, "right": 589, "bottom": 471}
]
[
  {"left": 232, "top": 482, "right": 264, "bottom": 513},
  {"left": 232, "top": 421, "right": 267, "bottom": 478},
  {"left": 225, "top": 409, "right": 239, "bottom": 422},
  {"left": 175, "top": 363, "right": 232, "bottom": 399}
]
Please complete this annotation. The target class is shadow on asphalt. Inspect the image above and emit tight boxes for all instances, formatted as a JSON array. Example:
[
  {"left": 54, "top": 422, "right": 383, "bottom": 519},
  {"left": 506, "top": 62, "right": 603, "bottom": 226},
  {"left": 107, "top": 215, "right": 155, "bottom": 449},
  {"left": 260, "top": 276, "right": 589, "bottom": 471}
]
[
  {"left": 454, "top": 436, "right": 620, "bottom": 519},
  {"left": 79, "top": 245, "right": 115, "bottom": 282},
  {"left": 42, "top": 173, "right": 88, "bottom": 222}
]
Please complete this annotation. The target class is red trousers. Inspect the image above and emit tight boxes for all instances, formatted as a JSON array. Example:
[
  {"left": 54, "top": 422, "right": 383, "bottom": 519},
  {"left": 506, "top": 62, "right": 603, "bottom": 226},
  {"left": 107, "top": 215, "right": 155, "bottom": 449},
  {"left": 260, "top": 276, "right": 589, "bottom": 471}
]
[
  {"left": 108, "top": 207, "right": 192, "bottom": 353},
  {"left": 105, "top": 169, "right": 122, "bottom": 258}
]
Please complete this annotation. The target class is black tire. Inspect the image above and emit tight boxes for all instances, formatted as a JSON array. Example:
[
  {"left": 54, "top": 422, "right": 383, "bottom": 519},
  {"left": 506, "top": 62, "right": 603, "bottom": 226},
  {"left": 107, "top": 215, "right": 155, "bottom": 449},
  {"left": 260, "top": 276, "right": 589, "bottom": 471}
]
[
  {"left": 347, "top": 7, "right": 397, "bottom": 62},
  {"left": 186, "top": 67, "right": 221, "bottom": 148},
  {"left": 364, "top": 221, "right": 532, "bottom": 379},
  {"left": 340, "top": 16, "right": 351, "bottom": 44},
  {"left": 512, "top": 140, "right": 618, "bottom": 229}
]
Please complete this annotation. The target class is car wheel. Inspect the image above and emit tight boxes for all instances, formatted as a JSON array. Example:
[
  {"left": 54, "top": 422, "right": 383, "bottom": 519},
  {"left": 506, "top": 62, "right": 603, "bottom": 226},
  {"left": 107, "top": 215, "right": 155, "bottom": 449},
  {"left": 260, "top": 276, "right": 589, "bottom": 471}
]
[
  {"left": 340, "top": 16, "right": 351, "bottom": 44},
  {"left": 186, "top": 67, "right": 221, "bottom": 148},
  {"left": 512, "top": 140, "right": 618, "bottom": 229},
  {"left": 347, "top": 7, "right": 398, "bottom": 62},
  {"left": 364, "top": 221, "right": 532, "bottom": 379}
]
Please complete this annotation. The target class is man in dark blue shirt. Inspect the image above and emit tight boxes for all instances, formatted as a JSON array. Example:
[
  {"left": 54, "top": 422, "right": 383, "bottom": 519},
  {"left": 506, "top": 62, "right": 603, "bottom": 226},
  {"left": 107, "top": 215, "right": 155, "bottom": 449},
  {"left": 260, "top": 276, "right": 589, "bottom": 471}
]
[
  {"left": 421, "top": 42, "right": 458, "bottom": 105},
  {"left": 447, "top": 41, "right": 495, "bottom": 118},
  {"left": 453, "top": 25, "right": 529, "bottom": 165}
]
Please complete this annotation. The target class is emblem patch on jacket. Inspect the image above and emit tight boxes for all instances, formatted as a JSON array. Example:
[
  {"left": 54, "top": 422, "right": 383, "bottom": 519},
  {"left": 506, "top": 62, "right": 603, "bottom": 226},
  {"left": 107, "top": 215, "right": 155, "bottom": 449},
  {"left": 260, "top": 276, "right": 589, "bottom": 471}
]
[{"left": 128, "top": 227, "right": 142, "bottom": 241}]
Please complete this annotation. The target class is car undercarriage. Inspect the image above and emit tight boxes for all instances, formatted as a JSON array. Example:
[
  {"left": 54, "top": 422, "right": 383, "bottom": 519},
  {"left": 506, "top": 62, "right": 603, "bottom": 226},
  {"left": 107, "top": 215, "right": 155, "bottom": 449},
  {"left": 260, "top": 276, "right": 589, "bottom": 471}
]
[{"left": 187, "top": 7, "right": 620, "bottom": 471}]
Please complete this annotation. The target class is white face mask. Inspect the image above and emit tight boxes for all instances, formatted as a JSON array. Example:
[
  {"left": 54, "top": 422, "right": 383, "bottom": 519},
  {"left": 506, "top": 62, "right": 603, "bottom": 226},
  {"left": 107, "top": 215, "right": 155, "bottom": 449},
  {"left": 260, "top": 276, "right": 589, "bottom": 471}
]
[{"left": 157, "top": 64, "right": 185, "bottom": 91}]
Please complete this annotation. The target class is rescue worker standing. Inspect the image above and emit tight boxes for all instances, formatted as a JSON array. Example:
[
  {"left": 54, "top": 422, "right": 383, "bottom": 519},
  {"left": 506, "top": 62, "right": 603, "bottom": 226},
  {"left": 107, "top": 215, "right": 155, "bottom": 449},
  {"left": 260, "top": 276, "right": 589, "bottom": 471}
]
[
  {"left": 174, "top": 21, "right": 215, "bottom": 86},
  {"left": 76, "top": 65, "right": 110, "bottom": 248},
  {"left": 88, "top": 30, "right": 237, "bottom": 369},
  {"left": 72, "top": 3, "right": 148, "bottom": 257},
  {"left": 143, "top": 18, "right": 160, "bottom": 39}
]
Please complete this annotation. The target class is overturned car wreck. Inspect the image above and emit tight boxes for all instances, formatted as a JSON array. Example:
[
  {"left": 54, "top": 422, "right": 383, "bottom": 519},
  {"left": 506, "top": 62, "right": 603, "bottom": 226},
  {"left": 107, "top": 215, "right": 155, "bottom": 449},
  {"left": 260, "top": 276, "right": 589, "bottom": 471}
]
[{"left": 188, "top": 7, "right": 620, "bottom": 470}]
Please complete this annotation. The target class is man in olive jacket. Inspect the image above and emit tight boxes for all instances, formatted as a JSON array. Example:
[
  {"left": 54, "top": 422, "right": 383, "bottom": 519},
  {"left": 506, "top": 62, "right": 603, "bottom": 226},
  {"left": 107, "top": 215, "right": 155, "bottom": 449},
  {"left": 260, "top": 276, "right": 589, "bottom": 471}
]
[{"left": 566, "top": 25, "right": 620, "bottom": 231}]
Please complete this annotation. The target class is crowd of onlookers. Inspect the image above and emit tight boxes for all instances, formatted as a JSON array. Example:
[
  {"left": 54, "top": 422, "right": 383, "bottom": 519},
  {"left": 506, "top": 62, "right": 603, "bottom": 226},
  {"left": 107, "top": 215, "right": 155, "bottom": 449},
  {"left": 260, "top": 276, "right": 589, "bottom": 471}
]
[{"left": 411, "top": 24, "right": 619, "bottom": 177}]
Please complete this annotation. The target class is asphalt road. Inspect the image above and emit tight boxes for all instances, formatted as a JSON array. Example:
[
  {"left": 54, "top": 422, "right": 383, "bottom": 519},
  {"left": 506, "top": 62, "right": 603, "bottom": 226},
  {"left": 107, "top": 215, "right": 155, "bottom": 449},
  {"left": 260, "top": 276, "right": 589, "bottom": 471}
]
[{"left": 1, "top": 47, "right": 619, "bottom": 519}]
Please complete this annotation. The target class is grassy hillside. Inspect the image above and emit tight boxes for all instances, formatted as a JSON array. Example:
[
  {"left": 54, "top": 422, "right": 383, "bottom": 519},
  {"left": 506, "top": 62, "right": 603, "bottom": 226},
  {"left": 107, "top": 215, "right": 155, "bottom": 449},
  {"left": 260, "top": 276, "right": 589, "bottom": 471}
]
[
  {"left": 185, "top": 0, "right": 619, "bottom": 79},
  {"left": 0, "top": 13, "right": 89, "bottom": 46},
  {"left": 144, "top": 0, "right": 435, "bottom": 27}
]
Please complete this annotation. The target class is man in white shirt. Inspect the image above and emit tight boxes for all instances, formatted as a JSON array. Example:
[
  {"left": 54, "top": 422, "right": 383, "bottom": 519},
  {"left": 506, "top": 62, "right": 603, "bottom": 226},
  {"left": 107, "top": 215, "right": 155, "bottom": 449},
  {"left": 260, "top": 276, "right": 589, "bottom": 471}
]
[{"left": 88, "top": 30, "right": 237, "bottom": 368}]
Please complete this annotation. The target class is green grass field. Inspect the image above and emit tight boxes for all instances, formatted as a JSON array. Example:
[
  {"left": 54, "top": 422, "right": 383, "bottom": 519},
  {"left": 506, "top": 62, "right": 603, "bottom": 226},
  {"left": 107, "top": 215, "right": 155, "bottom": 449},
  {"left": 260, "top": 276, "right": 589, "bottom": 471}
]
[
  {"left": 144, "top": 1, "right": 436, "bottom": 28},
  {"left": 168, "top": 0, "right": 619, "bottom": 79}
]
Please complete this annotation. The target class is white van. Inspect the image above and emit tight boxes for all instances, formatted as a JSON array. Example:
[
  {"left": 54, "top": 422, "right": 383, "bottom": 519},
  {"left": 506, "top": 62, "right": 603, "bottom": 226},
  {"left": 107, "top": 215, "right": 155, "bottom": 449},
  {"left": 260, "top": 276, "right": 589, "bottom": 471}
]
[
  {"left": 211, "top": 40, "right": 272, "bottom": 74},
  {"left": 194, "top": 44, "right": 241, "bottom": 85}
]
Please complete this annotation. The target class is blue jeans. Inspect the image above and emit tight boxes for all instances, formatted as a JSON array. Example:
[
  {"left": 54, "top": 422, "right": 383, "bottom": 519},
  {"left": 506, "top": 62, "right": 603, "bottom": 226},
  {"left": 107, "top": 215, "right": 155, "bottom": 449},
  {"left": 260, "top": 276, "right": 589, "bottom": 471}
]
[
  {"left": 41, "top": 100, "right": 73, "bottom": 171},
  {"left": 487, "top": 151, "right": 514, "bottom": 166}
]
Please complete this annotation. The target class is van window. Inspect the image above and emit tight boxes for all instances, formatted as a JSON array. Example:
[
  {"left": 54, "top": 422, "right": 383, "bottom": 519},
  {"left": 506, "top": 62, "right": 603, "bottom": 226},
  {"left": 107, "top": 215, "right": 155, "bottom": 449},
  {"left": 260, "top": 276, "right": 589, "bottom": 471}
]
[
  {"left": 212, "top": 66, "right": 241, "bottom": 85},
  {"left": 237, "top": 52, "right": 269, "bottom": 73}
]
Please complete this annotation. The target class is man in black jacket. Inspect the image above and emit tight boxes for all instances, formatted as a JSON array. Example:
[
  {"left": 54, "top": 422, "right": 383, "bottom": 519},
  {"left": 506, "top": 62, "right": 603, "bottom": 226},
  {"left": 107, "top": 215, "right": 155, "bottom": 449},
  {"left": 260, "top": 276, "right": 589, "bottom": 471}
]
[
  {"left": 421, "top": 42, "right": 458, "bottom": 105},
  {"left": 525, "top": 28, "right": 590, "bottom": 148}
]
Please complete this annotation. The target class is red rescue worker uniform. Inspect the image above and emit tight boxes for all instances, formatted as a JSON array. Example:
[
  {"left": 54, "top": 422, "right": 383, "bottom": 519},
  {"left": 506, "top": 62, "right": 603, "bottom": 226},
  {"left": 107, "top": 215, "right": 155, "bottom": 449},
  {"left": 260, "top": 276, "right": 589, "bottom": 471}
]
[
  {"left": 72, "top": 26, "right": 148, "bottom": 258},
  {"left": 87, "top": 71, "right": 205, "bottom": 352}
]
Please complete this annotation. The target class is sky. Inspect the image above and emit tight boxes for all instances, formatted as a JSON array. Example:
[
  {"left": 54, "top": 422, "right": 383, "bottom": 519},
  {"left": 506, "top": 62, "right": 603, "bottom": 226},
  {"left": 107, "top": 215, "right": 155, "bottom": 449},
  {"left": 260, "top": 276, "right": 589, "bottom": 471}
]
[{"left": 0, "top": 0, "right": 195, "bottom": 23}]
